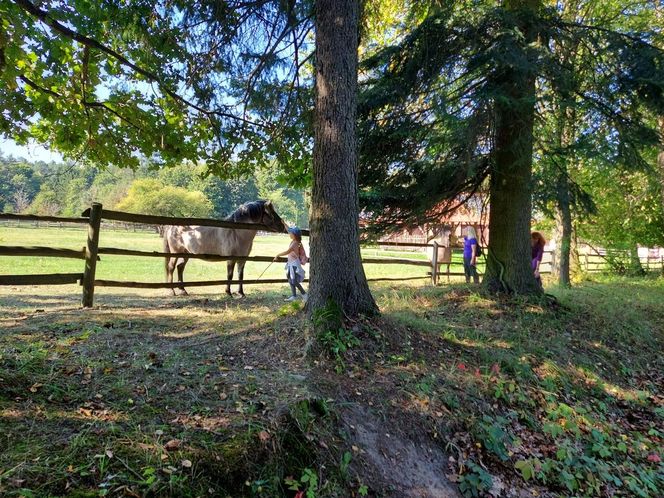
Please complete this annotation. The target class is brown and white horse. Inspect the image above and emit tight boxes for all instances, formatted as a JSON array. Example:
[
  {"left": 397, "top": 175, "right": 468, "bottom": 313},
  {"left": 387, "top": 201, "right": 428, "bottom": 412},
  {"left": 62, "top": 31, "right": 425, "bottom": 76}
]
[{"left": 163, "top": 200, "right": 288, "bottom": 296}]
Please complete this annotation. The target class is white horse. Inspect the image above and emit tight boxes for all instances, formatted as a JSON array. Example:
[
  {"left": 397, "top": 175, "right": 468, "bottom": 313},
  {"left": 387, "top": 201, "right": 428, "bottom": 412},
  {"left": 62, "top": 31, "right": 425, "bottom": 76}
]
[{"left": 163, "top": 200, "right": 288, "bottom": 296}]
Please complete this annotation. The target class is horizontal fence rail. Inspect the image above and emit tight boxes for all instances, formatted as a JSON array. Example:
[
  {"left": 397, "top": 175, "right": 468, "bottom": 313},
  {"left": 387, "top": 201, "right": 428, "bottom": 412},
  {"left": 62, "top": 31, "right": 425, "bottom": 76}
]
[
  {"left": 0, "top": 212, "right": 89, "bottom": 224},
  {"left": 97, "top": 248, "right": 433, "bottom": 266},
  {"left": 92, "top": 275, "right": 431, "bottom": 289},
  {"left": 362, "top": 241, "right": 434, "bottom": 248},
  {"left": 0, "top": 273, "right": 84, "bottom": 285},
  {"left": 0, "top": 246, "right": 88, "bottom": 259},
  {"left": 98, "top": 247, "right": 287, "bottom": 263},
  {"left": 2, "top": 204, "right": 662, "bottom": 306},
  {"left": 94, "top": 278, "right": 305, "bottom": 289},
  {"left": 81, "top": 207, "right": 284, "bottom": 233}
]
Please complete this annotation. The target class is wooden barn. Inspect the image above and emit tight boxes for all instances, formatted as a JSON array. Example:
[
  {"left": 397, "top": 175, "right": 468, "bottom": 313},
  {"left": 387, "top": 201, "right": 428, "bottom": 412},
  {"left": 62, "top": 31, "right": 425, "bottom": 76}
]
[{"left": 378, "top": 198, "right": 489, "bottom": 251}]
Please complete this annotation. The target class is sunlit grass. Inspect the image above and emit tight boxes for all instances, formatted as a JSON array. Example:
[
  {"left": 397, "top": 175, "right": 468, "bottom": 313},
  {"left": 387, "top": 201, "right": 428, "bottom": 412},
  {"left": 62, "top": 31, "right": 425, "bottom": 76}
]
[{"left": 0, "top": 225, "right": 450, "bottom": 283}]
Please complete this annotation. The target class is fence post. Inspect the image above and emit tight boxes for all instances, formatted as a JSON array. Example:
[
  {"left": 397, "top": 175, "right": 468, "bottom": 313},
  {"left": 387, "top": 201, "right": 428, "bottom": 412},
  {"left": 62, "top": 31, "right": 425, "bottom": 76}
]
[
  {"left": 82, "top": 202, "right": 102, "bottom": 308},
  {"left": 432, "top": 241, "right": 439, "bottom": 285},
  {"left": 551, "top": 250, "right": 556, "bottom": 275}
]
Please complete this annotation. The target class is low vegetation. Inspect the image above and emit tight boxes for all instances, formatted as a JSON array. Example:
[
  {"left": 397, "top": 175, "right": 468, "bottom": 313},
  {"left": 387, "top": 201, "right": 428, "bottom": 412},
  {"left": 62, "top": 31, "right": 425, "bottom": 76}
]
[{"left": 1, "top": 273, "right": 662, "bottom": 497}]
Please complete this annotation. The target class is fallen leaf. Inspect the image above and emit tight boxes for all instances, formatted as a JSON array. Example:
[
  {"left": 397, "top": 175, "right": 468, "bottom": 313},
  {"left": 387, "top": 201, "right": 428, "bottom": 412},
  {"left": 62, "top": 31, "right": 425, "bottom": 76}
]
[
  {"left": 258, "top": 430, "right": 270, "bottom": 442},
  {"left": 78, "top": 407, "right": 93, "bottom": 417},
  {"left": 105, "top": 450, "right": 113, "bottom": 459},
  {"left": 181, "top": 459, "right": 192, "bottom": 468},
  {"left": 164, "top": 439, "right": 182, "bottom": 451},
  {"left": 647, "top": 453, "right": 661, "bottom": 463},
  {"left": 29, "top": 383, "right": 43, "bottom": 393}
]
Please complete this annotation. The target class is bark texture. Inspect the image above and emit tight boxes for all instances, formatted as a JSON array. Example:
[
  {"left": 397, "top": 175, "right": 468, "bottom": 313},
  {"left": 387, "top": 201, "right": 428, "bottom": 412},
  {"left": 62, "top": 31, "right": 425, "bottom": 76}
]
[
  {"left": 552, "top": 178, "right": 572, "bottom": 287},
  {"left": 552, "top": 108, "right": 576, "bottom": 288},
  {"left": 483, "top": 1, "right": 542, "bottom": 294},
  {"left": 308, "top": 0, "right": 378, "bottom": 317},
  {"left": 658, "top": 116, "right": 664, "bottom": 213}
]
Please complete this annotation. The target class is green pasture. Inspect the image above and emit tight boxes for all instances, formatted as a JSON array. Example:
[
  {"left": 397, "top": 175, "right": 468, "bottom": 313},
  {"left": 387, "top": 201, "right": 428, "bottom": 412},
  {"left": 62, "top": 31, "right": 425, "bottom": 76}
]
[{"left": 0, "top": 225, "right": 483, "bottom": 288}]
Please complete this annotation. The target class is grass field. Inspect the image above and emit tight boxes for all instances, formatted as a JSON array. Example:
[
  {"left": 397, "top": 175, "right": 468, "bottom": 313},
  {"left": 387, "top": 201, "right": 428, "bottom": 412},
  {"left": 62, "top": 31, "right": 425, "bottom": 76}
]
[
  {"left": 0, "top": 225, "right": 483, "bottom": 296},
  {"left": 2, "top": 226, "right": 661, "bottom": 498}
]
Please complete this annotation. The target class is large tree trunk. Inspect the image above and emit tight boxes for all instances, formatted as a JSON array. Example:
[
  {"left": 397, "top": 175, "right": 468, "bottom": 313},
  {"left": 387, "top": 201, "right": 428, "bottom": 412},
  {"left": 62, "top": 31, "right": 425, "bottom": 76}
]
[
  {"left": 552, "top": 108, "right": 576, "bottom": 288},
  {"left": 553, "top": 172, "right": 573, "bottom": 287},
  {"left": 657, "top": 5, "right": 664, "bottom": 216},
  {"left": 307, "top": 0, "right": 378, "bottom": 318},
  {"left": 629, "top": 244, "right": 644, "bottom": 275},
  {"left": 483, "top": 1, "right": 542, "bottom": 294},
  {"left": 658, "top": 116, "right": 664, "bottom": 212}
]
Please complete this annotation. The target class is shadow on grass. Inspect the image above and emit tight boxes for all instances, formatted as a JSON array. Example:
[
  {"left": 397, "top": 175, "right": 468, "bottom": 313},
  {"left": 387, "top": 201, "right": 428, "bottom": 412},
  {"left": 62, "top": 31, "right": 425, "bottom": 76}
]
[{"left": 0, "top": 290, "right": 316, "bottom": 496}]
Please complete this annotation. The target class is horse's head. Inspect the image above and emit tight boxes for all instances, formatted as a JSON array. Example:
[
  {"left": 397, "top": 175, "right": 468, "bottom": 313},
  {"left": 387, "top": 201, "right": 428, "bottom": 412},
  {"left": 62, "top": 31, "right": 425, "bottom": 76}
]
[{"left": 260, "top": 200, "right": 289, "bottom": 233}]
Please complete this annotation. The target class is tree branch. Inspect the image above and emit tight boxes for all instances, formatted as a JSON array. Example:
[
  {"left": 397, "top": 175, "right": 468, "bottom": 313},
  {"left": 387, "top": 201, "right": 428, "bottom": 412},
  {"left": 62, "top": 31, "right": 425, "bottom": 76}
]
[
  {"left": 19, "top": 74, "right": 143, "bottom": 131},
  {"left": 13, "top": 0, "right": 263, "bottom": 128}
]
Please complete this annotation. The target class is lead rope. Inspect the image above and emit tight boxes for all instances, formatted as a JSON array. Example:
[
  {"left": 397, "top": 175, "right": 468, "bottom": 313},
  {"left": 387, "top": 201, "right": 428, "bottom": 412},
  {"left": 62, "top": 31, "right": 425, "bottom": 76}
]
[{"left": 256, "top": 261, "right": 274, "bottom": 281}]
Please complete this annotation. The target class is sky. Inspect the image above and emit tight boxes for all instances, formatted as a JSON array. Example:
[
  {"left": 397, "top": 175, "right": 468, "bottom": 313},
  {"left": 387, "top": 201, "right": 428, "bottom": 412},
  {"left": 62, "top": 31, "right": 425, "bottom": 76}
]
[{"left": 0, "top": 138, "right": 63, "bottom": 162}]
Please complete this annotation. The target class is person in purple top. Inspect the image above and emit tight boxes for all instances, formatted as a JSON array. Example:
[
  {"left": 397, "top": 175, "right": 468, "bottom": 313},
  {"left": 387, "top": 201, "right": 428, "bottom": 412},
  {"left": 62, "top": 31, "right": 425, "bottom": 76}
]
[
  {"left": 531, "top": 231, "right": 546, "bottom": 288},
  {"left": 463, "top": 226, "right": 480, "bottom": 284}
]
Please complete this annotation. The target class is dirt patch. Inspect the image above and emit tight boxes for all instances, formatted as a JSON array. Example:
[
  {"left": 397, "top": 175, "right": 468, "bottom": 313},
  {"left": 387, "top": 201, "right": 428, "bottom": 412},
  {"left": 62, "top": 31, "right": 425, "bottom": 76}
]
[{"left": 342, "top": 404, "right": 459, "bottom": 498}]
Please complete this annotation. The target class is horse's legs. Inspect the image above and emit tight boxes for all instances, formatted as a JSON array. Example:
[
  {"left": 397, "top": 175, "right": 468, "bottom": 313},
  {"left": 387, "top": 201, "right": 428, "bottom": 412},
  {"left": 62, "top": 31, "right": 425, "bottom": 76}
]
[
  {"left": 226, "top": 260, "right": 236, "bottom": 296},
  {"left": 176, "top": 257, "right": 189, "bottom": 295},
  {"left": 237, "top": 261, "right": 246, "bottom": 297},
  {"left": 166, "top": 257, "right": 177, "bottom": 296}
]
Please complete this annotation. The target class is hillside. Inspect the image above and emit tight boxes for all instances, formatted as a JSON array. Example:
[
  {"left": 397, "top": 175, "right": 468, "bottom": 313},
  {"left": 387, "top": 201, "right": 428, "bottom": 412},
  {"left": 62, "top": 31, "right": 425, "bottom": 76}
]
[{"left": 0, "top": 277, "right": 662, "bottom": 497}]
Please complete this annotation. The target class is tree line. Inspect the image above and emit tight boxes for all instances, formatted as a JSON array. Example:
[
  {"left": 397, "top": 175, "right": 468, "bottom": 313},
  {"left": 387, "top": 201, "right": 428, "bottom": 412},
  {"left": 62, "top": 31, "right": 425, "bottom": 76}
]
[{"left": 0, "top": 156, "right": 310, "bottom": 226}]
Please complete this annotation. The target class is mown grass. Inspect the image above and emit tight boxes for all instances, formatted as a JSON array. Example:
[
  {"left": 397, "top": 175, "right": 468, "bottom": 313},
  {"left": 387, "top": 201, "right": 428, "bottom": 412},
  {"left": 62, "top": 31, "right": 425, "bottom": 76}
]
[{"left": 0, "top": 233, "right": 661, "bottom": 497}]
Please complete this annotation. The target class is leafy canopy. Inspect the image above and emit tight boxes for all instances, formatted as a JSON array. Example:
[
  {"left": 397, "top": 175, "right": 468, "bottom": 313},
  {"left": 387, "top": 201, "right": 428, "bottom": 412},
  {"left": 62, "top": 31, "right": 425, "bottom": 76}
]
[
  {"left": 2, "top": 0, "right": 314, "bottom": 178},
  {"left": 357, "top": 0, "right": 664, "bottom": 233}
]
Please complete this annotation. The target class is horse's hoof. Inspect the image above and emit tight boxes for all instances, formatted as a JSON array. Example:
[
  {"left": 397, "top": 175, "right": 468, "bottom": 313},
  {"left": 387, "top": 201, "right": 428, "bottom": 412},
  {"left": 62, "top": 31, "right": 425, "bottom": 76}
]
[
  {"left": 234, "top": 293, "right": 246, "bottom": 300},
  {"left": 176, "top": 289, "right": 189, "bottom": 296}
]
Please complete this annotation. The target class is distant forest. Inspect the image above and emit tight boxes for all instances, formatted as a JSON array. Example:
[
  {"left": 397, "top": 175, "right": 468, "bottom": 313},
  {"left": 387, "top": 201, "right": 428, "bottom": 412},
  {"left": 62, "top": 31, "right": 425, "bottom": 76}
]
[{"left": 0, "top": 155, "right": 310, "bottom": 227}]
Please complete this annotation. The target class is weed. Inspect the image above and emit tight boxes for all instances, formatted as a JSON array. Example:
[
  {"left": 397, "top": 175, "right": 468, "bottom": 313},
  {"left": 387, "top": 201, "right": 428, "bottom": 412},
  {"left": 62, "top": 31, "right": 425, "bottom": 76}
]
[
  {"left": 458, "top": 460, "right": 493, "bottom": 497},
  {"left": 473, "top": 415, "right": 513, "bottom": 462},
  {"left": 313, "top": 300, "right": 360, "bottom": 372},
  {"left": 339, "top": 451, "right": 352, "bottom": 480},
  {"left": 285, "top": 468, "right": 319, "bottom": 498},
  {"left": 318, "top": 327, "right": 360, "bottom": 372}
]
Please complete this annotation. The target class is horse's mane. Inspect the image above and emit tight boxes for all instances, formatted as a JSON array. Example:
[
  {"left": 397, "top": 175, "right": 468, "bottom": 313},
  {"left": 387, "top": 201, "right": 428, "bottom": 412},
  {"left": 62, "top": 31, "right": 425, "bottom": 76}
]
[{"left": 226, "top": 200, "right": 266, "bottom": 223}]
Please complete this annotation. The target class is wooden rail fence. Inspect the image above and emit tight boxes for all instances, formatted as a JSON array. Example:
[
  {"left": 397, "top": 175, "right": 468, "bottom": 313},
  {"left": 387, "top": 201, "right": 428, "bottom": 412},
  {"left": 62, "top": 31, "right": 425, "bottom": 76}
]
[
  {"left": 3, "top": 205, "right": 660, "bottom": 306},
  {"left": 0, "top": 204, "right": 447, "bottom": 306}
]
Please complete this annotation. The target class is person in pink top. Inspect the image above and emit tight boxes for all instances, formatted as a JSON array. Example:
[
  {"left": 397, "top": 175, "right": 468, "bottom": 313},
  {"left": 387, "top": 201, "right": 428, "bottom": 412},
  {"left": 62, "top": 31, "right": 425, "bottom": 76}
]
[
  {"left": 274, "top": 227, "right": 308, "bottom": 302},
  {"left": 531, "top": 231, "right": 546, "bottom": 288}
]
